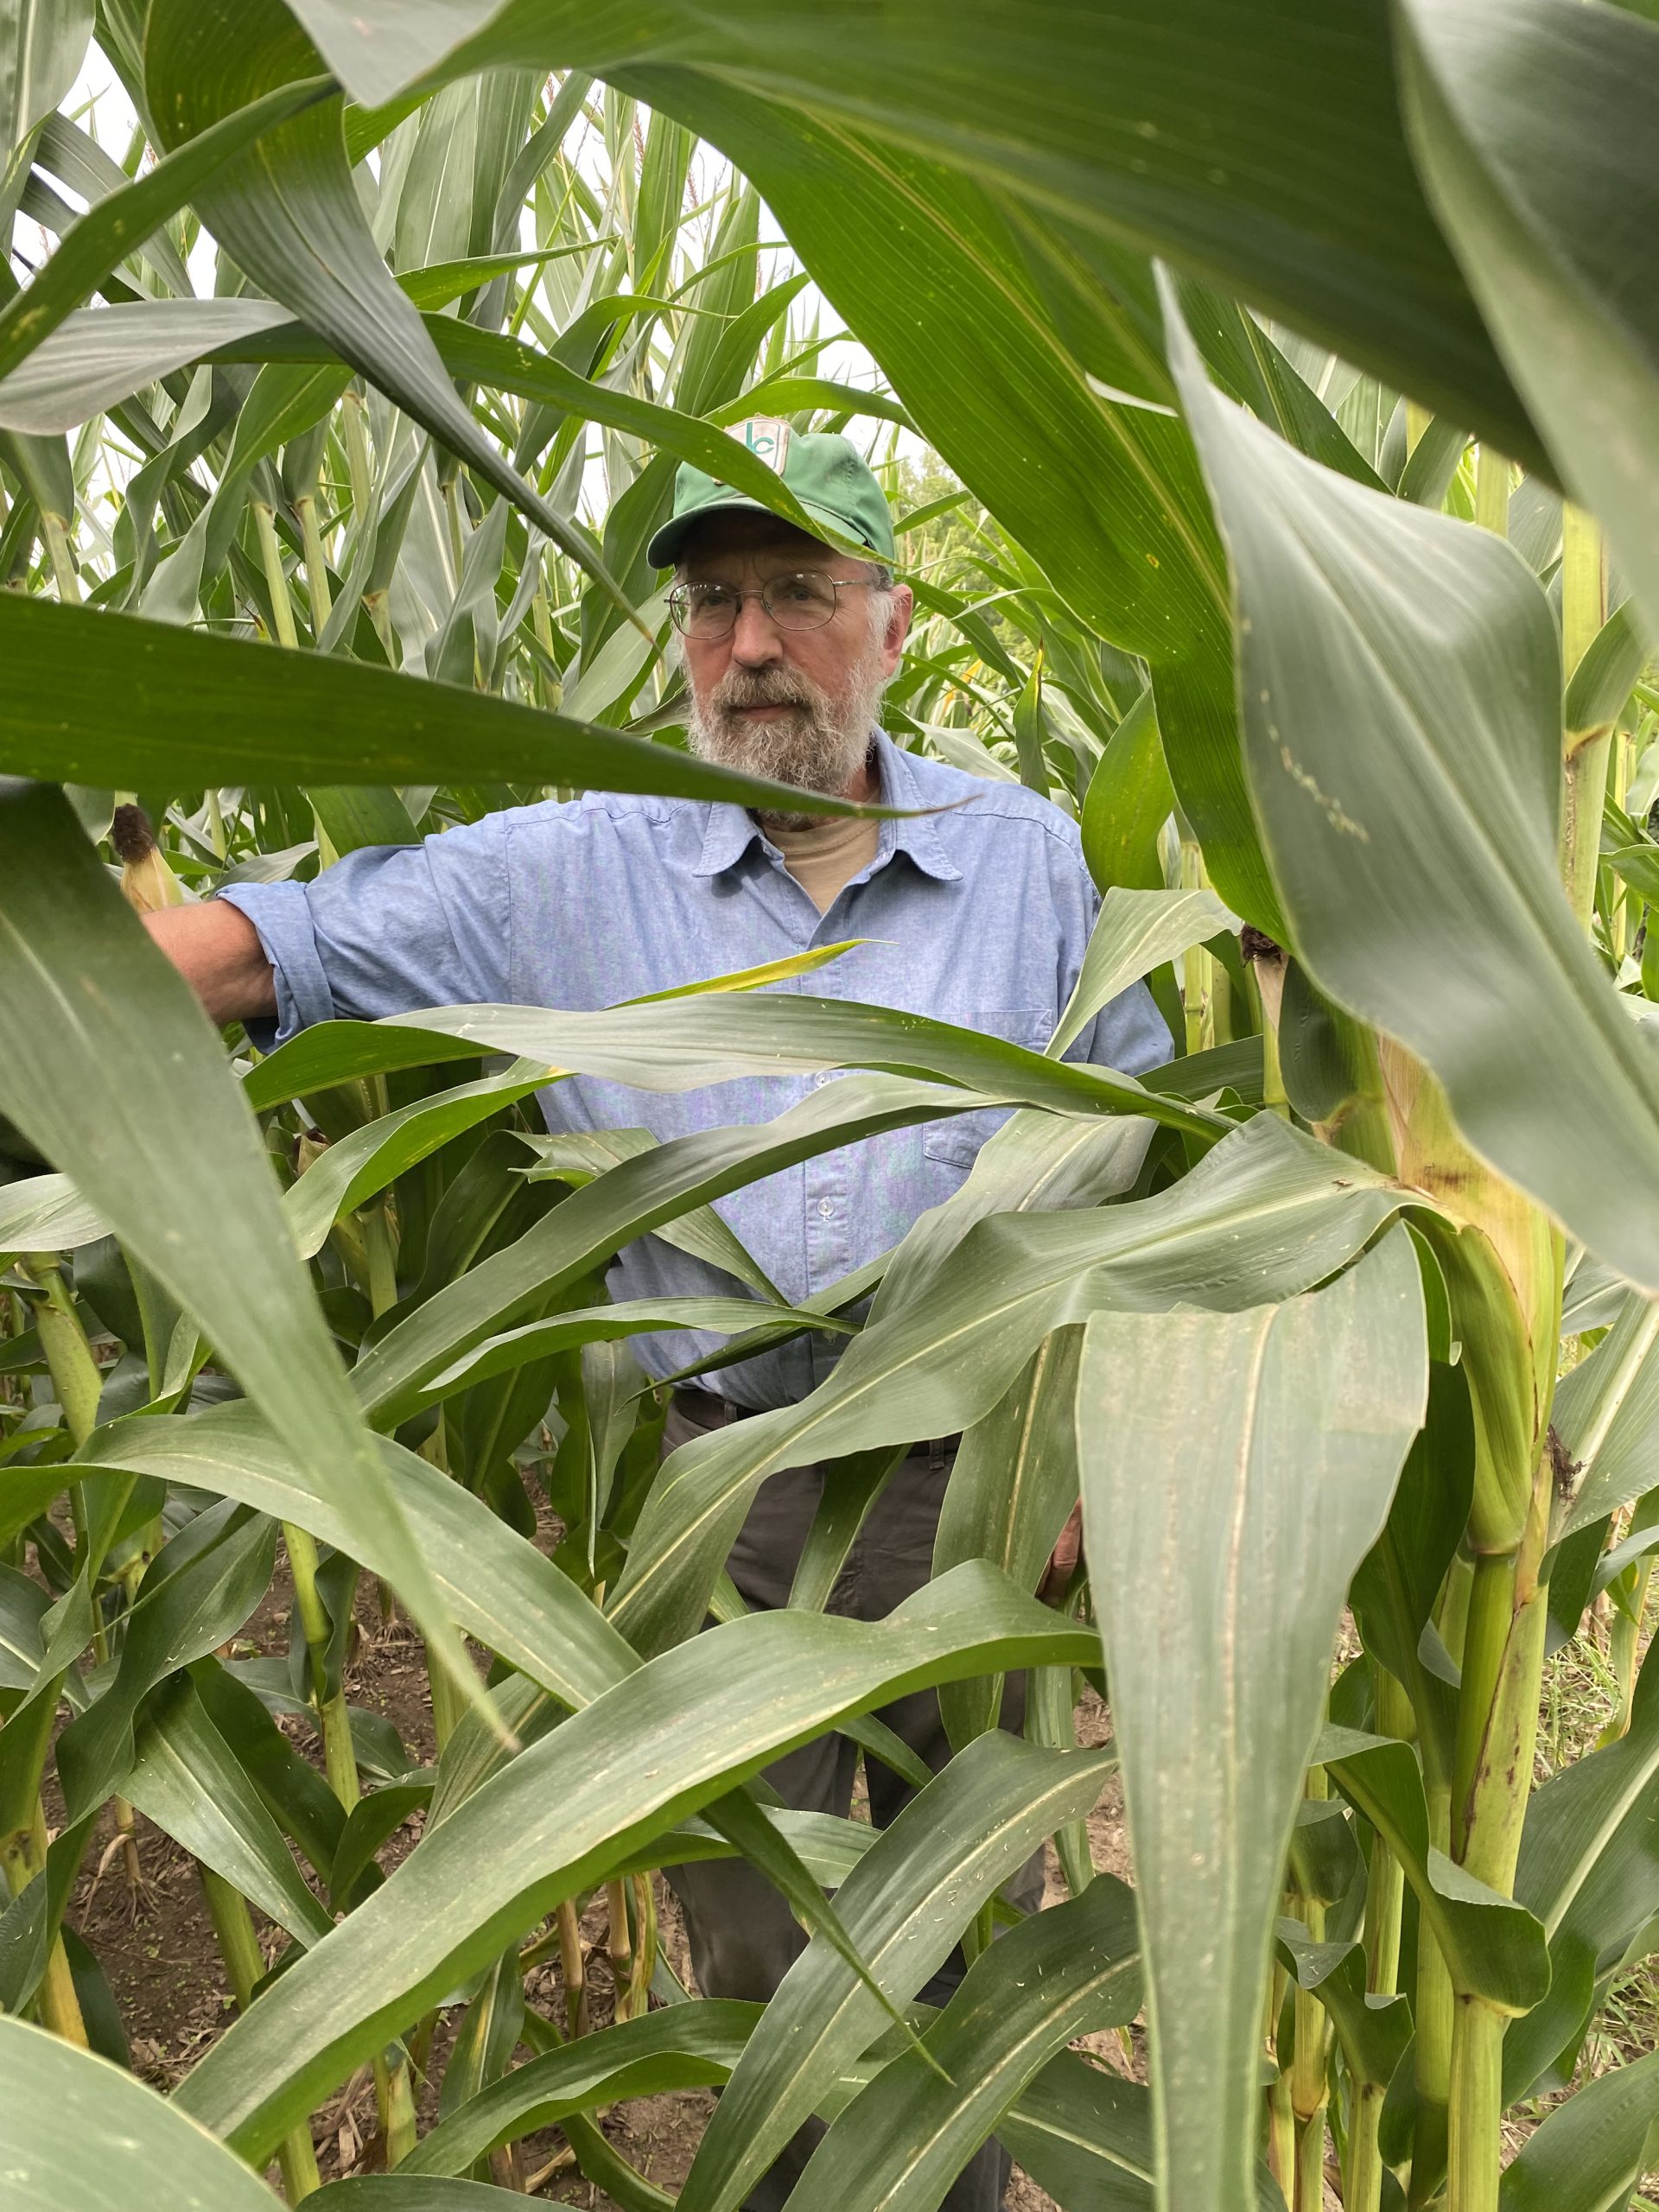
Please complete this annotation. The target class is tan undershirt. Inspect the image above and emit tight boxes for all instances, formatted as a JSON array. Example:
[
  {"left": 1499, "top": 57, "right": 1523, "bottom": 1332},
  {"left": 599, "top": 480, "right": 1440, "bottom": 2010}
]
[{"left": 766, "top": 812, "right": 881, "bottom": 914}]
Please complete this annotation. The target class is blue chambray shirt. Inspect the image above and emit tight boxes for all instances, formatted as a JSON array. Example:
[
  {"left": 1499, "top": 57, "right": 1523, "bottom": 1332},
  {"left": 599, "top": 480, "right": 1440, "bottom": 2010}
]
[{"left": 221, "top": 732, "right": 1168, "bottom": 1407}]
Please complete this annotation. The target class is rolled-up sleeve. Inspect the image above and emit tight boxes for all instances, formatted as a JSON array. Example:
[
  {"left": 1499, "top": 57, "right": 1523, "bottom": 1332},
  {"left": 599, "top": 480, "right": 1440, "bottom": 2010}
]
[{"left": 218, "top": 813, "right": 512, "bottom": 1046}]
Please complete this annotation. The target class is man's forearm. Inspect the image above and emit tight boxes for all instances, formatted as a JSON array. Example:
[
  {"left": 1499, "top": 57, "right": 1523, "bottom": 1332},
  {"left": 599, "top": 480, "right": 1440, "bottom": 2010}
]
[{"left": 143, "top": 903, "right": 278, "bottom": 1027}]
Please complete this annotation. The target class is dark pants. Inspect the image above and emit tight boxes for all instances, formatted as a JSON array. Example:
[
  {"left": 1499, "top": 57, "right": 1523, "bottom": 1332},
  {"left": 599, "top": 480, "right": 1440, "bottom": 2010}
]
[{"left": 662, "top": 1391, "right": 1044, "bottom": 2212}]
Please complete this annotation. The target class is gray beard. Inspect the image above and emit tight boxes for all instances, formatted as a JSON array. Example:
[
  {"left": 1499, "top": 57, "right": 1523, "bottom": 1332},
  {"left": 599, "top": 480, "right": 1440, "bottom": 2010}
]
[{"left": 686, "top": 657, "right": 887, "bottom": 830}]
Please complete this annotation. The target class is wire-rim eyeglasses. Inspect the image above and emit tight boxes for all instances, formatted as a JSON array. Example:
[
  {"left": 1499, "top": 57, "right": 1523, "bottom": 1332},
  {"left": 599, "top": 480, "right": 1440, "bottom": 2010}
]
[{"left": 667, "top": 571, "right": 884, "bottom": 639}]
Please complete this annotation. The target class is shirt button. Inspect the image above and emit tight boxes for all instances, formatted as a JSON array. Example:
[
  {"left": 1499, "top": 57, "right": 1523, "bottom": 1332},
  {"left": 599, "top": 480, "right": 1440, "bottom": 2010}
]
[{"left": 817, "top": 1197, "right": 835, "bottom": 1219}]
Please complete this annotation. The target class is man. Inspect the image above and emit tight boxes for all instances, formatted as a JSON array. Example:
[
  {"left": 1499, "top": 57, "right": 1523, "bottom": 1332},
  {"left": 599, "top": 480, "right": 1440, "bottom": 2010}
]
[{"left": 148, "top": 423, "right": 1166, "bottom": 2211}]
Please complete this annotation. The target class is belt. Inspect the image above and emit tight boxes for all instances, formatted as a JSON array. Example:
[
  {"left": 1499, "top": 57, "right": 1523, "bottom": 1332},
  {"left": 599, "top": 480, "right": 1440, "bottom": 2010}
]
[
  {"left": 671, "top": 1387, "right": 962, "bottom": 1469},
  {"left": 671, "top": 1386, "right": 752, "bottom": 1427}
]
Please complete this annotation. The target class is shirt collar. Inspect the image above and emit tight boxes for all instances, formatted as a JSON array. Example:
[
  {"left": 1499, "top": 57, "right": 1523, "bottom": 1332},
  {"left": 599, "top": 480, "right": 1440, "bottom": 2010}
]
[
  {"left": 874, "top": 731, "right": 962, "bottom": 882},
  {"left": 692, "top": 729, "right": 962, "bottom": 883}
]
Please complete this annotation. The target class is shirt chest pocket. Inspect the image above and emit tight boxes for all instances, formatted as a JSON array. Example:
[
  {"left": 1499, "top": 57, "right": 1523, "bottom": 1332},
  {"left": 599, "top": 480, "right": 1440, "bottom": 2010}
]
[{"left": 922, "top": 1007, "right": 1052, "bottom": 1173}]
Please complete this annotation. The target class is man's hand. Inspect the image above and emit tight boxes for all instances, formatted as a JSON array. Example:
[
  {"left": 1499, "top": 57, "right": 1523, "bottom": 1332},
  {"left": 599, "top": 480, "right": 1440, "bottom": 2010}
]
[
  {"left": 1039, "top": 1497, "right": 1084, "bottom": 1605},
  {"left": 143, "top": 903, "right": 277, "bottom": 1027}
]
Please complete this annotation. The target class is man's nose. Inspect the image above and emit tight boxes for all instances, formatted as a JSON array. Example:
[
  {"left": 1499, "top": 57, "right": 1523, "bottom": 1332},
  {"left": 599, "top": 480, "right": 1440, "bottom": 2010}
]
[{"left": 730, "top": 593, "right": 785, "bottom": 664}]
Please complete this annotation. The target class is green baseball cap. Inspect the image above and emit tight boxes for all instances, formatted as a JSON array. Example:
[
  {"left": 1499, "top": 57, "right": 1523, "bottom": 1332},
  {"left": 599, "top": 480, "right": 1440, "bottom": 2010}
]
[{"left": 646, "top": 417, "right": 896, "bottom": 570}]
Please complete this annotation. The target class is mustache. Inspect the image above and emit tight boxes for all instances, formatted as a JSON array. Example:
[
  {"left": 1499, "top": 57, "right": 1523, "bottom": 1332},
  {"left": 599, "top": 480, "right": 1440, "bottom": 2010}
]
[{"left": 708, "top": 666, "right": 823, "bottom": 714}]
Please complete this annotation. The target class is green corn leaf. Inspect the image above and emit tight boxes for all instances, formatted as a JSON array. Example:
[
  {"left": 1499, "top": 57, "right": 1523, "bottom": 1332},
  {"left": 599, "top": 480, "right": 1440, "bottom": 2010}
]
[
  {"left": 786, "top": 1446, "right": 908, "bottom": 1617},
  {"left": 0, "top": 298, "right": 296, "bottom": 434},
  {"left": 0, "top": 0, "right": 93, "bottom": 219},
  {"left": 1563, "top": 595, "right": 1652, "bottom": 741},
  {"left": 1554, "top": 1294, "right": 1659, "bottom": 1541},
  {"left": 1048, "top": 886, "right": 1233, "bottom": 1058},
  {"left": 433, "top": 1942, "right": 524, "bottom": 2147},
  {"left": 54, "top": 1504, "right": 276, "bottom": 1821},
  {"left": 1273, "top": 1923, "right": 1413, "bottom": 2094},
  {"left": 680, "top": 1732, "right": 1112, "bottom": 2212},
  {"left": 710, "top": 375, "right": 913, "bottom": 429},
  {"left": 0, "top": 2015, "right": 281, "bottom": 2212},
  {"left": 632, "top": 1807, "right": 881, "bottom": 1893},
  {"left": 1505, "top": 1638, "right": 1659, "bottom": 2100},
  {"left": 192, "top": 359, "right": 358, "bottom": 588},
  {"left": 282, "top": 1062, "right": 553, "bottom": 1261},
  {"left": 31, "top": 111, "right": 194, "bottom": 296},
  {"left": 425, "top": 320, "right": 870, "bottom": 551},
  {"left": 1320, "top": 1727, "right": 1550, "bottom": 2012},
  {"left": 0, "top": 1677, "right": 67, "bottom": 1861},
  {"left": 524, "top": 1128, "right": 781, "bottom": 1303},
  {"left": 1395, "top": 410, "right": 1470, "bottom": 510},
  {"left": 192, "top": 1656, "right": 347, "bottom": 1887},
  {"left": 0, "top": 594, "right": 888, "bottom": 812},
  {"left": 303, "top": 785, "right": 423, "bottom": 858},
  {"left": 327, "top": 1779, "right": 433, "bottom": 1910},
  {"left": 1166, "top": 276, "right": 1659, "bottom": 1292},
  {"left": 1079, "top": 690, "right": 1177, "bottom": 896},
  {"left": 0, "top": 75, "right": 332, "bottom": 387},
  {"left": 868, "top": 1106, "right": 1156, "bottom": 1326},
  {"left": 785, "top": 1874, "right": 1141, "bottom": 2212},
  {"left": 314, "top": 2178, "right": 652, "bottom": 2208},
  {"left": 1498, "top": 2046, "right": 1659, "bottom": 2212},
  {"left": 0, "top": 1808, "right": 98, "bottom": 2022},
  {"left": 1605, "top": 842, "right": 1659, "bottom": 906},
  {"left": 934, "top": 1328, "right": 1084, "bottom": 1751},
  {"left": 346, "top": 1072, "right": 1174, "bottom": 1430},
  {"left": 388, "top": 67, "right": 537, "bottom": 280},
  {"left": 0, "top": 1563, "right": 51, "bottom": 1691},
  {"left": 418, "top": 1297, "right": 849, "bottom": 1405},
  {"left": 200, "top": 313, "right": 890, "bottom": 568},
  {"left": 77, "top": 1402, "right": 636, "bottom": 1713},
  {"left": 400, "top": 2002, "right": 762, "bottom": 2179},
  {"left": 1348, "top": 1360, "right": 1474, "bottom": 1782},
  {"left": 693, "top": 1783, "right": 927, "bottom": 2067},
  {"left": 682, "top": 1106, "right": 1160, "bottom": 1402},
  {"left": 995, "top": 2051, "right": 1157, "bottom": 2212},
  {"left": 0, "top": 779, "right": 505, "bottom": 1738},
  {"left": 0, "top": 420, "right": 73, "bottom": 524},
  {"left": 124, "top": 1675, "right": 335, "bottom": 1946},
  {"left": 384, "top": 995, "right": 1226, "bottom": 1138},
  {"left": 140, "top": 0, "right": 639, "bottom": 627},
  {"left": 1397, "top": 0, "right": 1659, "bottom": 642},
  {"left": 0, "top": 1464, "right": 79, "bottom": 1556},
  {"left": 1173, "top": 275, "right": 1387, "bottom": 493},
  {"left": 393, "top": 240, "right": 600, "bottom": 312},
  {"left": 281, "top": 0, "right": 1542, "bottom": 469},
  {"left": 1076, "top": 1228, "right": 1427, "bottom": 2212},
  {"left": 173, "top": 1564, "right": 1096, "bottom": 2161},
  {"left": 613, "top": 1116, "right": 1412, "bottom": 1657},
  {"left": 245, "top": 1023, "right": 504, "bottom": 1107},
  {"left": 0, "top": 1169, "right": 107, "bottom": 1252},
  {"left": 815, "top": 2036, "right": 1281, "bottom": 2212}
]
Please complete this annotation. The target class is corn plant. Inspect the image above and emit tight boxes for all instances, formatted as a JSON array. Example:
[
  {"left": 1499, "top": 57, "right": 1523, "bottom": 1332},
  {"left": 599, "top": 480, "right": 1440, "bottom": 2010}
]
[{"left": 2, "top": 6, "right": 1659, "bottom": 2212}]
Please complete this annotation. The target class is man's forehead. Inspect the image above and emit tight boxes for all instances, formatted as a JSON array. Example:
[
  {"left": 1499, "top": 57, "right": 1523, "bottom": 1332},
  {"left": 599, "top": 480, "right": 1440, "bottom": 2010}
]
[{"left": 678, "top": 512, "right": 843, "bottom": 576}]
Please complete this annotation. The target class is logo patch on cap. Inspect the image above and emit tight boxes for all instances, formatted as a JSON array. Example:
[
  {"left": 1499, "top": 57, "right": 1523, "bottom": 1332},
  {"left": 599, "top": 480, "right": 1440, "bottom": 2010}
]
[{"left": 728, "top": 416, "right": 791, "bottom": 474}]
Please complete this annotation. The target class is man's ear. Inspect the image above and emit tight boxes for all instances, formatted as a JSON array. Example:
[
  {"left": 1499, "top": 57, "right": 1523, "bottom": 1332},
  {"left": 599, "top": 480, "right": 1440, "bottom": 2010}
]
[{"left": 883, "top": 582, "right": 914, "bottom": 663}]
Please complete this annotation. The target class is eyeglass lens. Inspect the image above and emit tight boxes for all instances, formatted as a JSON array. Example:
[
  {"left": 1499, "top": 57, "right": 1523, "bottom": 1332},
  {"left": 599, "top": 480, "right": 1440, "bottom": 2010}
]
[{"left": 671, "top": 572, "right": 842, "bottom": 636}]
